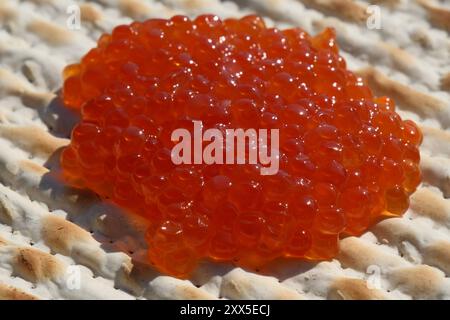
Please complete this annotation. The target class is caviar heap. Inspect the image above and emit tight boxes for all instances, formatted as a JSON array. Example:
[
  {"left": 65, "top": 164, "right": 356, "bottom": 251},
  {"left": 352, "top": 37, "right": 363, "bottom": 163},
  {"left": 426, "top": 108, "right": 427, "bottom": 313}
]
[{"left": 61, "top": 15, "right": 422, "bottom": 278}]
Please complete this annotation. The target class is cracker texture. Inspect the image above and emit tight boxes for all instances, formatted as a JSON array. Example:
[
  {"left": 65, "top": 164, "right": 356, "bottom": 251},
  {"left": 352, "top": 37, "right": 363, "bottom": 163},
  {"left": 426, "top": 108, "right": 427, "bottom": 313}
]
[{"left": 0, "top": 0, "right": 449, "bottom": 299}]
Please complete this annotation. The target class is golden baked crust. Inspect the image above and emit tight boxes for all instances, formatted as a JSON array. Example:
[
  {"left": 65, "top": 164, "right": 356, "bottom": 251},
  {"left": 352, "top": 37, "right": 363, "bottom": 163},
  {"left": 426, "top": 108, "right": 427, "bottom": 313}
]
[{"left": 0, "top": 0, "right": 449, "bottom": 299}]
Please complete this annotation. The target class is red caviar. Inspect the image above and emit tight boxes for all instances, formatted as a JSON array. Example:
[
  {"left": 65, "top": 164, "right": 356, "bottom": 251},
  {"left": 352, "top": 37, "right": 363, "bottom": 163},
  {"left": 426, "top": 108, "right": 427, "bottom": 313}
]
[{"left": 61, "top": 15, "right": 422, "bottom": 278}]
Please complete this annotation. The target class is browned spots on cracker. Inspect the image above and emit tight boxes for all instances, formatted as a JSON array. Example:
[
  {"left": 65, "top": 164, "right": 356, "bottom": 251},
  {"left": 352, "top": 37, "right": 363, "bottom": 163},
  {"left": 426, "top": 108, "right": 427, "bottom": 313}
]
[
  {"left": 0, "top": 111, "right": 7, "bottom": 124},
  {"left": 21, "top": 90, "right": 55, "bottom": 109},
  {"left": 0, "top": 284, "right": 38, "bottom": 300},
  {"left": 176, "top": 285, "right": 216, "bottom": 300},
  {"left": 148, "top": 278, "right": 217, "bottom": 299},
  {"left": 410, "top": 29, "right": 432, "bottom": 48},
  {"left": 80, "top": 3, "right": 102, "bottom": 22},
  {"left": 173, "top": 0, "right": 209, "bottom": 10},
  {"left": 221, "top": 270, "right": 301, "bottom": 299},
  {"left": 42, "top": 215, "right": 119, "bottom": 279},
  {"left": 0, "top": 125, "right": 69, "bottom": 157},
  {"left": 221, "top": 278, "right": 261, "bottom": 299},
  {"left": 423, "top": 241, "right": 450, "bottom": 276},
  {"left": 115, "top": 260, "right": 143, "bottom": 297},
  {"left": 371, "top": 219, "right": 422, "bottom": 250},
  {"left": 20, "top": 160, "right": 50, "bottom": 176},
  {"left": 12, "top": 247, "right": 64, "bottom": 283},
  {"left": 427, "top": 7, "right": 450, "bottom": 32},
  {"left": 378, "top": 42, "right": 416, "bottom": 71},
  {"left": 421, "top": 125, "right": 450, "bottom": 157},
  {"left": 410, "top": 188, "right": 450, "bottom": 224},
  {"left": 183, "top": 0, "right": 210, "bottom": 9},
  {"left": 41, "top": 215, "right": 92, "bottom": 256},
  {"left": 27, "top": 19, "right": 73, "bottom": 46},
  {"left": 328, "top": 278, "right": 386, "bottom": 300},
  {"left": 301, "top": 0, "right": 369, "bottom": 23},
  {"left": 0, "top": 68, "right": 33, "bottom": 93},
  {"left": 0, "top": 3, "right": 17, "bottom": 21},
  {"left": 0, "top": 194, "right": 13, "bottom": 225},
  {"left": 441, "top": 73, "right": 450, "bottom": 91},
  {"left": 28, "top": 0, "right": 57, "bottom": 4},
  {"left": 418, "top": 0, "right": 450, "bottom": 32},
  {"left": 369, "top": 0, "right": 400, "bottom": 7},
  {"left": 338, "top": 237, "right": 405, "bottom": 271},
  {"left": 356, "top": 67, "right": 446, "bottom": 118},
  {"left": 0, "top": 68, "right": 54, "bottom": 107},
  {"left": 389, "top": 265, "right": 444, "bottom": 299},
  {"left": 118, "top": 0, "right": 154, "bottom": 20}
]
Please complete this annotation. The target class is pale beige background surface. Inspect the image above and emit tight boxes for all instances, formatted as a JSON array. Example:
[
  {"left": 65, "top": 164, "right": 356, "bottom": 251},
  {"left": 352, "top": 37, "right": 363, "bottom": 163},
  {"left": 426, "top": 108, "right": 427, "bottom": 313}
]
[{"left": 0, "top": 0, "right": 449, "bottom": 299}]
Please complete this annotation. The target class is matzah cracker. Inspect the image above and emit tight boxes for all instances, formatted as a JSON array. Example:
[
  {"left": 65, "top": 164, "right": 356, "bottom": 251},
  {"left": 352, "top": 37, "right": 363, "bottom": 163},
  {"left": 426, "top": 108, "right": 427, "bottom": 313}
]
[{"left": 0, "top": 0, "right": 449, "bottom": 300}]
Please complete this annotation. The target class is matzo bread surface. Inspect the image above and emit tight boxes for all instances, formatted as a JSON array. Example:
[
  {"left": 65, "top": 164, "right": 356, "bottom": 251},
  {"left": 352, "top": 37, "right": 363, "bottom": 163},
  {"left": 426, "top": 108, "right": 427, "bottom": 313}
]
[{"left": 0, "top": 0, "right": 449, "bottom": 299}]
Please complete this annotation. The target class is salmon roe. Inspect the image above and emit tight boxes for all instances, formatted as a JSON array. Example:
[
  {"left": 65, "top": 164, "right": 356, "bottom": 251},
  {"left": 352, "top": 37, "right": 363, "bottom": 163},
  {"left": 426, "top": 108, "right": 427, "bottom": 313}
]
[{"left": 61, "top": 15, "right": 422, "bottom": 278}]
